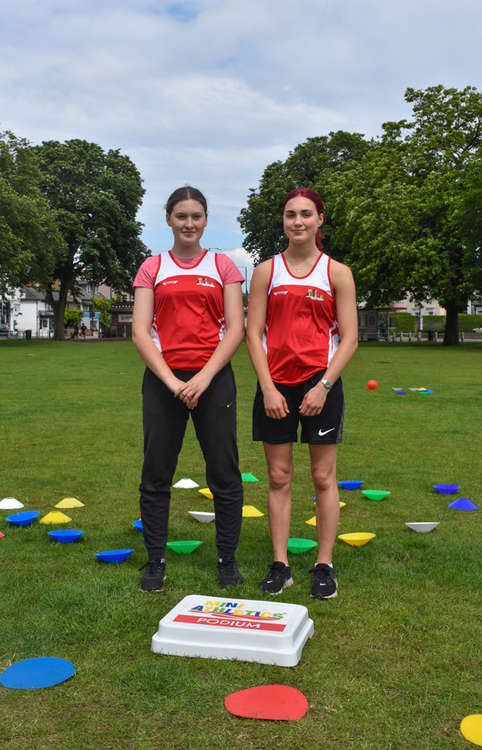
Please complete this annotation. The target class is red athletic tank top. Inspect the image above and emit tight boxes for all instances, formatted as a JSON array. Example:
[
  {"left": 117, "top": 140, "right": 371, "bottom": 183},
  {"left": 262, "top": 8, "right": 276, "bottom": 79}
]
[
  {"left": 151, "top": 250, "right": 225, "bottom": 369},
  {"left": 263, "top": 252, "right": 340, "bottom": 384}
]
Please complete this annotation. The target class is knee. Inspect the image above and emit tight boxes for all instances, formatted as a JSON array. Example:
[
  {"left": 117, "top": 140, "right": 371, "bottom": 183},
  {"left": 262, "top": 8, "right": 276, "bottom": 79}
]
[
  {"left": 268, "top": 464, "right": 293, "bottom": 491},
  {"left": 312, "top": 466, "right": 336, "bottom": 493}
]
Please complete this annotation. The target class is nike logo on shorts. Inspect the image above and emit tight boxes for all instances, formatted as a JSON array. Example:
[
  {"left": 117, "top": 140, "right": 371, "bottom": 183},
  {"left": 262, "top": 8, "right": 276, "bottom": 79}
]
[{"left": 318, "top": 427, "right": 335, "bottom": 437}]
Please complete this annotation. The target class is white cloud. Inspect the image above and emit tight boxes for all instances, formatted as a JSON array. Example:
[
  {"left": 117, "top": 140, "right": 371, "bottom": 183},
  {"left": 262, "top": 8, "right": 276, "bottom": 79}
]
[{"left": 0, "top": 0, "right": 480, "bottom": 254}]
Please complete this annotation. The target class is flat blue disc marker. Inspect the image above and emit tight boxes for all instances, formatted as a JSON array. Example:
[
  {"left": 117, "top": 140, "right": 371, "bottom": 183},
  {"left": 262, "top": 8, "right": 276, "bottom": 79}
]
[{"left": 0, "top": 657, "right": 76, "bottom": 689}]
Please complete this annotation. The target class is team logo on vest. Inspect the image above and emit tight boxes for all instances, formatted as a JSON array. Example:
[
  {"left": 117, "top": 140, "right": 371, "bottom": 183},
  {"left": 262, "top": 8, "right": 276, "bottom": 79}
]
[
  {"left": 196, "top": 276, "right": 216, "bottom": 287},
  {"left": 306, "top": 287, "right": 324, "bottom": 301}
]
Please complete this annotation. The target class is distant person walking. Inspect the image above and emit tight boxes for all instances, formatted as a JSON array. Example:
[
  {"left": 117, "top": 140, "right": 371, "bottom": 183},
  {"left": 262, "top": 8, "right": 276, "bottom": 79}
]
[
  {"left": 246, "top": 188, "right": 358, "bottom": 599},
  {"left": 132, "top": 186, "right": 245, "bottom": 592}
]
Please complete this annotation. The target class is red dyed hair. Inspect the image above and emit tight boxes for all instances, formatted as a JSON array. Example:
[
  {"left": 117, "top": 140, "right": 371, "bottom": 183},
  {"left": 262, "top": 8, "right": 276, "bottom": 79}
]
[{"left": 283, "top": 188, "right": 325, "bottom": 251}]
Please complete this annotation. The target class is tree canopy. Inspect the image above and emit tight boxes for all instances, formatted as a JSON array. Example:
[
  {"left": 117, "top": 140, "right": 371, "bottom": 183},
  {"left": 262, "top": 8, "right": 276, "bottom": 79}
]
[
  {"left": 32, "top": 139, "right": 148, "bottom": 339},
  {"left": 334, "top": 85, "right": 482, "bottom": 344},
  {"left": 0, "top": 131, "right": 62, "bottom": 294}
]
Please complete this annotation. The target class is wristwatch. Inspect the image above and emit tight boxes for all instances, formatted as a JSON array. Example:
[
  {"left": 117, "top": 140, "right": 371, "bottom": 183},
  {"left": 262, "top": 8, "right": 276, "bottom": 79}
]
[{"left": 321, "top": 378, "right": 332, "bottom": 391}]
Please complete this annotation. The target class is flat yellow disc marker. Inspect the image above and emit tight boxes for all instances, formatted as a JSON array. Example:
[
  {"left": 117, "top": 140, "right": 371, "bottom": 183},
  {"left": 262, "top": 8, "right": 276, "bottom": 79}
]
[
  {"left": 461, "top": 715, "right": 482, "bottom": 746},
  {"left": 305, "top": 516, "right": 317, "bottom": 527},
  {"left": 338, "top": 532, "right": 376, "bottom": 547},
  {"left": 198, "top": 488, "right": 214, "bottom": 500}
]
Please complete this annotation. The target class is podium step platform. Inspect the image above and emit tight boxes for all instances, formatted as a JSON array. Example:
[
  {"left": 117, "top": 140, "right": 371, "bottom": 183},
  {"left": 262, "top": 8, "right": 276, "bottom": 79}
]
[{"left": 151, "top": 594, "right": 314, "bottom": 667}]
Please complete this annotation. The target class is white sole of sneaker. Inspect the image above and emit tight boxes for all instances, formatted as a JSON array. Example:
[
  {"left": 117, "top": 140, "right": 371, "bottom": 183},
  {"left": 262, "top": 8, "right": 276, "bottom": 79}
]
[
  {"left": 310, "top": 588, "right": 338, "bottom": 599},
  {"left": 260, "top": 576, "right": 294, "bottom": 595}
]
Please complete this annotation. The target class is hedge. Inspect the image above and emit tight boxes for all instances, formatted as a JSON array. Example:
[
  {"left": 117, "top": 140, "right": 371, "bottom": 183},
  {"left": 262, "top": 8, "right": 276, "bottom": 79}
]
[{"left": 389, "top": 312, "right": 482, "bottom": 333}]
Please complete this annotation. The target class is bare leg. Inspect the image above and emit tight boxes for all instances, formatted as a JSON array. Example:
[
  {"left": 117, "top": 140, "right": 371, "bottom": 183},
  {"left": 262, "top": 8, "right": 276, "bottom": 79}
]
[
  {"left": 263, "top": 442, "right": 293, "bottom": 565},
  {"left": 309, "top": 444, "right": 339, "bottom": 564}
]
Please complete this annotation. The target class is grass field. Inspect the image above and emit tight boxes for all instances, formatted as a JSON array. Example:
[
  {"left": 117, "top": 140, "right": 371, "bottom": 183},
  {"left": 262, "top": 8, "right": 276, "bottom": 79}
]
[{"left": 0, "top": 339, "right": 481, "bottom": 750}]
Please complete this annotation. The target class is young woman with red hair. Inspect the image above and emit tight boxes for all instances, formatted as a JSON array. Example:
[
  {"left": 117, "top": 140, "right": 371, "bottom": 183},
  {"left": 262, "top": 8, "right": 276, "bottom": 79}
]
[{"left": 247, "top": 188, "right": 358, "bottom": 599}]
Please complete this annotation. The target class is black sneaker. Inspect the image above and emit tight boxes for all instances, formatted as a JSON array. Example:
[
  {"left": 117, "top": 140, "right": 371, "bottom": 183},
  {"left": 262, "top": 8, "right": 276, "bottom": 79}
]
[
  {"left": 139, "top": 559, "right": 165, "bottom": 592},
  {"left": 310, "top": 563, "right": 337, "bottom": 599},
  {"left": 258, "top": 562, "right": 293, "bottom": 595},
  {"left": 218, "top": 559, "right": 243, "bottom": 588}
]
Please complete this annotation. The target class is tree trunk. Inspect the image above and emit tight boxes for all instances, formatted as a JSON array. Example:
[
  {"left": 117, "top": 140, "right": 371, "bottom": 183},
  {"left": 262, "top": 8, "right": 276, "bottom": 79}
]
[
  {"left": 443, "top": 305, "right": 459, "bottom": 345},
  {"left": 46, "top": 283, "right": 69, "bottom": 341},
  {"left": 53, "top": 300, "right": 66, "bottom": 341}
]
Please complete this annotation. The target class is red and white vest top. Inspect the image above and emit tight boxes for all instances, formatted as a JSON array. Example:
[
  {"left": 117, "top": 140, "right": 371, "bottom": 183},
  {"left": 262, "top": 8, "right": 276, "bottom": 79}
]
[
  {"left": 151, "top": 250, "right": 225, "bottom": 369},
  {"left": 263, "top": 252, "right": 340, "bottom": 384}
]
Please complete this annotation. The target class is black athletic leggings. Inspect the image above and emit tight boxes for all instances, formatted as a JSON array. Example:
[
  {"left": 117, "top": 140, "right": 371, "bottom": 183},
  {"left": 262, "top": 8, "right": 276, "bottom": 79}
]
[{"left": 139, "top": 364, "right": 243, "bottom": 561}]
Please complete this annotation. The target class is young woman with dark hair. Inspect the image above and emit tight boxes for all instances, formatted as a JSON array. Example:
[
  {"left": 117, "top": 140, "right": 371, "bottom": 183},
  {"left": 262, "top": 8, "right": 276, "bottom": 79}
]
[
  {"left": 246, "top": 187, "right": 358, "bottom": 599},
  {"left": 132, "top": 186, "right": 245, "bottom": 592}
]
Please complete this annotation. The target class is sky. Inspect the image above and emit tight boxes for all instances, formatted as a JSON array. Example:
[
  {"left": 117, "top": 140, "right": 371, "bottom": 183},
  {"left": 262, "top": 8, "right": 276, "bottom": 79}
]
[{"left": 1, "top": 0, "right": 481, "bottom": 279}]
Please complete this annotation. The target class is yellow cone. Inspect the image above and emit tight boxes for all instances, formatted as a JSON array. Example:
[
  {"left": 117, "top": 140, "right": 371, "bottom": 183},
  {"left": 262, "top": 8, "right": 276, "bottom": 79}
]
[
  {"left": 460, "top": 715, "right": 482, "bottom": 746},
  {"left": 242, "top": 505, "right": 264, "bottom": 518},
  {"left": 198, "top": 488, "right": 214, "bottom": 500},
  {"left": 40, "top": 511, "right": 72, "bottom": 524},
  {"left": 55, "top": 497, "right": 85, "bottom": 508},
  {"left": 307, "top": 502, "right": 344, "bottom": 527},
  {"left": 338, "top": 532, "right": 375, "bottom": 547}
]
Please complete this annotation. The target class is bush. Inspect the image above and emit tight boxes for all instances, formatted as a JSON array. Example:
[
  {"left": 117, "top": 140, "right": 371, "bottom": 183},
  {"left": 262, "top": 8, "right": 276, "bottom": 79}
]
[
  {"left": 389, "top": 312, "right": 482, "bottom": 333},
  {"left": 64, "top": 309, "right": 82, "bottom": 328},
  {"left": 389, "top": 312, "right": 415, "bottom": 333},
  {"left": 458, "top": 313, "right": 482, "bottom": 331}
]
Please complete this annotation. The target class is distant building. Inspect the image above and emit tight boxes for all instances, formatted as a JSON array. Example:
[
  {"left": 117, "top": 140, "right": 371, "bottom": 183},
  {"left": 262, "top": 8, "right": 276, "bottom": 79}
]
[
  {"left": 390, "top": 297, "right": 446, "bottom": 316},
  {"left": 110, "top": 297, "right": 134, "bottom": 338},
  {"left": 5, "top": 286, "right": 54, "bottom": 338},
  {"left": 1, "top": 280, "right": 111, "bottom": 337}
]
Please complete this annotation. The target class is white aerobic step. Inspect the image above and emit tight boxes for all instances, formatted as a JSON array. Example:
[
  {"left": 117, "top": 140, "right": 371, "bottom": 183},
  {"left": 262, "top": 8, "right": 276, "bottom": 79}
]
[{"left": 151, "top": 594, "right": 314, "bottom": 667}]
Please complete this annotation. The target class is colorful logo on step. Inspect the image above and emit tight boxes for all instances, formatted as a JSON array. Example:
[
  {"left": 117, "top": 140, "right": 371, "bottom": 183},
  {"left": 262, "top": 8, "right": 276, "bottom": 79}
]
[
  {"left": 306, "top": 288, "right": 324, "bottom": 301},
  {"left": 196, "top": 277, "right": 216, "bottom": 287},
  {"left": 173, "top": 600, "right": 288, "bottom": 631}
]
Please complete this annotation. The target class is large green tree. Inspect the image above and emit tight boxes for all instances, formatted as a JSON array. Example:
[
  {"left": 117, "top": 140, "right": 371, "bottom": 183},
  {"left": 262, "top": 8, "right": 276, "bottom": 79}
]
[
  {"left": 386, "top": 85, "right": 481, "bottom": 344},
  {"left": 238, "top": 131, "right": 373, "bottom": 263},
  {"left": 33, "top": 139, "right": 148, "bottom": 339},
  {"left": 0, "top": 131, "right": 62, "bottom": 295},
  {"left": 333, "top": 85, "right": 482, "bottom": 345}
]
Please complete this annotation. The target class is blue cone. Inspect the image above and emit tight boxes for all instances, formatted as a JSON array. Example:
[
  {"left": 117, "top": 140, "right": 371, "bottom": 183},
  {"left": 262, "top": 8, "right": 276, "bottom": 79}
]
[{"left": 448, "top": 498, "right": 478, "bottom": 511}]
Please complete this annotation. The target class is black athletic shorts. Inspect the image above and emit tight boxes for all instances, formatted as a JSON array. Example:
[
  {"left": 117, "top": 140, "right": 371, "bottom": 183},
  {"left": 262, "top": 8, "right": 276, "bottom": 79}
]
[{"left": 252, "top": 370, "right": 344, "bottom": 445}]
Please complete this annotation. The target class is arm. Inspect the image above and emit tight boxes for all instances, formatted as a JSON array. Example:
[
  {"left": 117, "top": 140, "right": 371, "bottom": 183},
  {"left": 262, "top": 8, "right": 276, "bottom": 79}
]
[
  {"left": 132, "top": 286, "right": 188, "bottom": 398},
  {"left": 176, "top": 281, "right": 244, "bottom": 408},
  {"left": 246, "top": 261, "right": 289, "bottom": 419},
  {"left": 299, "top": 261, "right": 358, "bottom": 416}
]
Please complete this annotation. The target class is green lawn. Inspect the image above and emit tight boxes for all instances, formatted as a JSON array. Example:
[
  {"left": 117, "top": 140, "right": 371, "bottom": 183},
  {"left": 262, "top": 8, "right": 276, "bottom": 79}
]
[{"left": 0, "top": 340, "right": 481, "bottom": 750}]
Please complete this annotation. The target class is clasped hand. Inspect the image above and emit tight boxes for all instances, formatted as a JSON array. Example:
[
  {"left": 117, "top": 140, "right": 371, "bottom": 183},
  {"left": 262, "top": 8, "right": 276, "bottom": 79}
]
[
  {"left": 174, "top": 371, "right": 212, "bottom": 410},
  {"left": 298, "top": 384, "right": 327, "bottom": 416}
]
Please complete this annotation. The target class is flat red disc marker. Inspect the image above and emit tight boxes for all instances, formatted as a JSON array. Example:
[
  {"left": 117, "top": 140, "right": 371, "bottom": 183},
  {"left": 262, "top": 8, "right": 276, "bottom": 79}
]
[{"left": 225, "top": 684, "right": 308, "bottom": 721}]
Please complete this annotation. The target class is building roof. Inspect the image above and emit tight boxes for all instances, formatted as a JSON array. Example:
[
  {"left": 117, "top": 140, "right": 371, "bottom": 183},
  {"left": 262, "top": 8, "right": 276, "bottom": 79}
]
[{"left": 20, "top": 286, "right": 45, "bottom": 301}]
